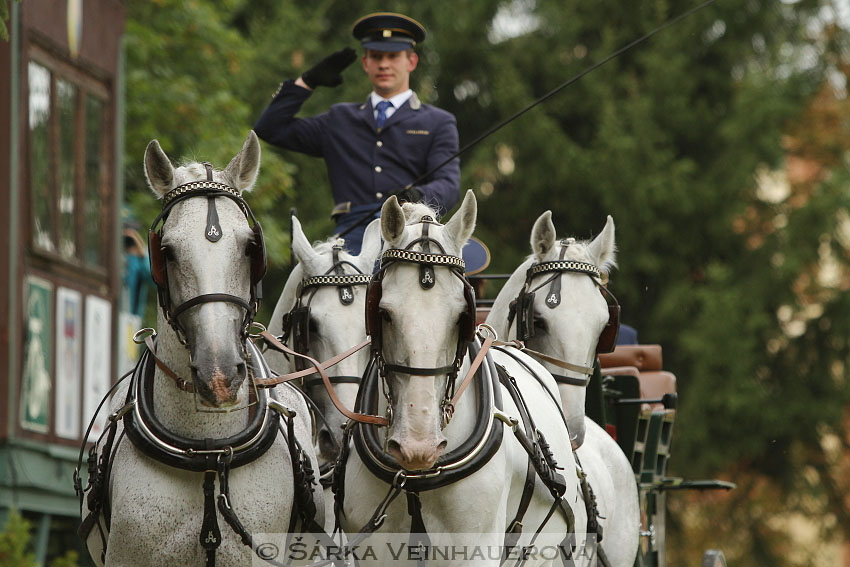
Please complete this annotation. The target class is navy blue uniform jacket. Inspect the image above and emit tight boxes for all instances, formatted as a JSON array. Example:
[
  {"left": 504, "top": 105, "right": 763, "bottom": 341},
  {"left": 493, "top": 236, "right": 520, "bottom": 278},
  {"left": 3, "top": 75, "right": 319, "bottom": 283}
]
[{"left": 254, "top": 80, "right": 460, "bottom": 214}]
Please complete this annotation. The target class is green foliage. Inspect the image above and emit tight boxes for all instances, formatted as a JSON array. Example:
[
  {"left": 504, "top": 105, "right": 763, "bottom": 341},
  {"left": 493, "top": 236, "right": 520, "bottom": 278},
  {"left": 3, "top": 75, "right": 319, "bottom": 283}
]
[
  {"left": 49, "top": 550, "right": 80, "bottom": 567},
  {"left": 0, "top": 510, "right": 37, "bottom": 567},
  {"left": 0, "top": 0, "right": 20, "bottom": 42}
]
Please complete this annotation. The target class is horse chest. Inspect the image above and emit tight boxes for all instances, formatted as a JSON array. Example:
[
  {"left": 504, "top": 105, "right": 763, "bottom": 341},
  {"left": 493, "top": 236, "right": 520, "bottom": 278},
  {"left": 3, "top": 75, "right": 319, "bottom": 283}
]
[{"left": 105, "top": 439, "right": 295, "bottom": 567}]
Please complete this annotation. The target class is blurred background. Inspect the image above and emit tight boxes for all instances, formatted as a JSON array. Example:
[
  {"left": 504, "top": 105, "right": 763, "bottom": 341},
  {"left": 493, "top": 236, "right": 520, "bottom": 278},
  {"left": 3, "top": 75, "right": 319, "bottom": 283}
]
[{"left": 4, "top": 0, "right": 850, "bottom": 564}]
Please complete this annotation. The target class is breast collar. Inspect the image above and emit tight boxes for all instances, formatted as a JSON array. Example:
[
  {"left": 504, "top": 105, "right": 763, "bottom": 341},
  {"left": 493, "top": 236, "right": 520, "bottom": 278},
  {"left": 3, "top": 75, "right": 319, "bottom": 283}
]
[
  {"left": 349, "top": 339, "right": 505, "bottom": 492},
  {"left": 122, "top": 340, "right": 286, "bottom": 472}
]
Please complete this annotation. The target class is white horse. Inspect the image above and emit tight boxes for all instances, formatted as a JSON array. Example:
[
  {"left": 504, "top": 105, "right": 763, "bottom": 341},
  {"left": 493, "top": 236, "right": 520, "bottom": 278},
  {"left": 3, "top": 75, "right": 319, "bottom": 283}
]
[
  {"left": 486, "top": 211, "right": 640, "bottom": 567},
  {"left": 80, "top": 132, "right": 321, "bottom": 567},
  {"left": 337, "top": 192, "right": 590, "bottom": 566},
  {"left": 267, "top": 217, "right": 381, "bottom": 464},
  {"left": 265, "top": 217, "right": 381, "bottom": 527}
]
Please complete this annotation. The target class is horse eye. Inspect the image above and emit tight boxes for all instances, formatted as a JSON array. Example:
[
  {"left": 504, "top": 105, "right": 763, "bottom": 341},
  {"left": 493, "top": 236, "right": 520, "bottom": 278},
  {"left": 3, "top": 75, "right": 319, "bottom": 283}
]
[
  {"left": 533, "top": 317, "right": 546, "bottom": 330},
  {"left": 308, "top": 318, "right": 319, "bottom": 334},
  {"left": 381, "top": 310, "right": 392, "bottom": 324},
  {"left": 162, "top": 246, "right": 176, "bottom": 262}
]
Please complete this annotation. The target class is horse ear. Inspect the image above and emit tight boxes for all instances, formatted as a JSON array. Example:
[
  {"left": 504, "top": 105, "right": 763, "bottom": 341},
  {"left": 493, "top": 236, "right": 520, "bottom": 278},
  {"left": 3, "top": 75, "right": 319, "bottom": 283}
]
[
  {"left": 381, "top": 196, "right": 406, "bottom": 245},
  {"left": 225, "top": 131, "right": 261, "bottom": 192},
  {"left": 445, "top": 190, "right": 477, "bottom": 250},
  {"left": 587, "top": 215, "right": 617, "bottom": 275},
  {"left": 291, "top": 215, "right": 320, "bottom": 270},
  {"left": 144, "top": 140, "right": 175, "bottom": 196},
  {"left": 530, "top": 210, "right": 556, "bottom": 259},
  {"left": 358, "top": 218, "right": 382, "bottom": 269}
]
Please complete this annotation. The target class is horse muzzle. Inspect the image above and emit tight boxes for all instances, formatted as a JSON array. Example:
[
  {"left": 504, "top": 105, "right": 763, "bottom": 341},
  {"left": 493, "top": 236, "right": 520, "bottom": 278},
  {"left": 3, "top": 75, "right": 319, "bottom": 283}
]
[
  {"left": 387, "top": 436, "right": 448, "bottom": 471},
  {"left": 192, "top": 364, "right": 247, "bottom": 407}
]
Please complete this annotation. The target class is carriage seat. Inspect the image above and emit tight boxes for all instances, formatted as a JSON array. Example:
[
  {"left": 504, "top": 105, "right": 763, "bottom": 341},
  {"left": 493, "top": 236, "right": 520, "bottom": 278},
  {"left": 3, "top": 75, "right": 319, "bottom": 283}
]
[
  {"left": 598, "top": 345, "right": 676, "bottom": 410},
  {"left": 597, "top": 344, "right": 677, "bottom": 479}
]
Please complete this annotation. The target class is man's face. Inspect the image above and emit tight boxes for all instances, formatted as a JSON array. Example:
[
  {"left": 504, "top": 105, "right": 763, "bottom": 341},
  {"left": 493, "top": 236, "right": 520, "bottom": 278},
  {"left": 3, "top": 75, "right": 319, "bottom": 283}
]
[{"left": 361, "top": 49, "right": 419, "bottom": 97}]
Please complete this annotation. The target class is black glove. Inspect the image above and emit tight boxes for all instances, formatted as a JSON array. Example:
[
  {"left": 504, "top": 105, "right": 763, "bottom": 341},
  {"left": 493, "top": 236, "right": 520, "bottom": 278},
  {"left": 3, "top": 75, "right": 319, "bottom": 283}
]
[
  {"left": 301, "top": 47, "right": 357, "bottom": 89},
  {"left": 395, "top": 187, "right": 424, "bottom": 204}
]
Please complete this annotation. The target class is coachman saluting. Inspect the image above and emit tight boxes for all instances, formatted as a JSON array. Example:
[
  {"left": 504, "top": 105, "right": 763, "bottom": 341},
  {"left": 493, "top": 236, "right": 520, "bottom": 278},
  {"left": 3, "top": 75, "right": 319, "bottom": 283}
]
[{"left": 254, "top": 12, "right": 461, "bottom": 254}]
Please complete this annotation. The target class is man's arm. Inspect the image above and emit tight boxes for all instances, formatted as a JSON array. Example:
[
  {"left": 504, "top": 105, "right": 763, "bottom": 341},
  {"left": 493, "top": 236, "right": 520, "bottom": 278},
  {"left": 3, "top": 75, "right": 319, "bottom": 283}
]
[
  {"left": 415, "top": 114, "right": 461, "bottom": 215},
  {"left": 253, "top": 48, "right": 357, "bottom": 156},
  {"left": 253, "top": 80, "right": 327, "bottom": 156}
]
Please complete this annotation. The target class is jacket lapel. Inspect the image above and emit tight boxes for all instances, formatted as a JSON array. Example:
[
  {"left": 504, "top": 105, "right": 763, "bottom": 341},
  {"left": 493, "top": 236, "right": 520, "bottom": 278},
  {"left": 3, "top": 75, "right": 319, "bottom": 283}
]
[
  {"left": 382, "top": 92, "right": 421, "bottom": 131},
  {"left": 359, "top": 95, "right": 377, "bottom": 131}
]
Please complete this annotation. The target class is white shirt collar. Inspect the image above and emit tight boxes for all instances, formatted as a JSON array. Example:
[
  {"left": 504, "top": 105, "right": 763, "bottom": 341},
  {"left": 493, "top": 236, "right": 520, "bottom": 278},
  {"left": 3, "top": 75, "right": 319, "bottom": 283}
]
[{"left": 370, "top": 90, "right": 413, "bottom": 112}]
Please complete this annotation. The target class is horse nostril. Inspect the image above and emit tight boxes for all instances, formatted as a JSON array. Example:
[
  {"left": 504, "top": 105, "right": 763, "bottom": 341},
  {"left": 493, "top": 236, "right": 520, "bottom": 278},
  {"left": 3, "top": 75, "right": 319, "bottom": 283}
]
[
  {"left": 436, "top": 439, "right": 448, "bottom": 453},
  {"left": 236, "top": 362, "right": 247, "bottom": 377},
  {"left": 387, "top": 439, "right": 402, "bottom": 456}
]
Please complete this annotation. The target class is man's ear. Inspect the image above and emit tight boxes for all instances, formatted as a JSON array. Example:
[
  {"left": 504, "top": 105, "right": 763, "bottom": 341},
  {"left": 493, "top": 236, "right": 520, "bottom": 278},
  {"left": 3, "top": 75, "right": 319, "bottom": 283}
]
[{"left": 407, "top": 51, "right": 419, "bottom": 72}]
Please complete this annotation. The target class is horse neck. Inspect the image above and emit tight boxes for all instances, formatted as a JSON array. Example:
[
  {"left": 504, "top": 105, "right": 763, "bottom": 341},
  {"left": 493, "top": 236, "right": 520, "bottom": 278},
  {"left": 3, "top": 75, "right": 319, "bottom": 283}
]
[
  {"left": 152, "top": 314, "right": 252, "bottom": 439},
  {"left": 486, "top": 258, "right": 535, "bottom": 340}
]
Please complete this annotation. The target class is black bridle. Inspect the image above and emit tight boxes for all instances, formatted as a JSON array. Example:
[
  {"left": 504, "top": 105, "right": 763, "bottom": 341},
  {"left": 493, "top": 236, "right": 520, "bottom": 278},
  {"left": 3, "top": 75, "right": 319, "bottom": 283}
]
[
  {"left": 508, "top": 238, "right": 620, "bottom": 386},
  {"left": 148, "top": 164, "right": 266, "bottom": 347},
  {"left": 365, "top": 217, "right": 476, "bottom": 427},
  {"left": 281, "top": 241, "right": 372, "bottom": 376}
]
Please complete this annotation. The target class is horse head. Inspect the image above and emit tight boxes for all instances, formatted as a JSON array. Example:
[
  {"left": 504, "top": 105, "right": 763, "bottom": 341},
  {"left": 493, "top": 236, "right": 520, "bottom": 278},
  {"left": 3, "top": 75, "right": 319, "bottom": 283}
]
[
  {"left": 373, "top": 190, "right": 477, "bottom": 470},
  {"left": 269, "top": 216, "right": 381, "bottom": 464},
  {"left": 495, "top": 211, "right": 616, "bottom": 449},
  {"left": 144, "top": 132, "right": 262, "bottom": 409}
]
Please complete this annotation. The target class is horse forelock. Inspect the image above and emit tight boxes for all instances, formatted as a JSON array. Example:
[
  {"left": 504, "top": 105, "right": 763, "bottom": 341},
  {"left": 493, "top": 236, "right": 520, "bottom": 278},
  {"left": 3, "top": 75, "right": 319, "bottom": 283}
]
[
  {"left": 393, "top": 203, "right": 467, "bottom": 256},
  {"left": 401, "top": 202, "right": 439, "bottom": 224}
]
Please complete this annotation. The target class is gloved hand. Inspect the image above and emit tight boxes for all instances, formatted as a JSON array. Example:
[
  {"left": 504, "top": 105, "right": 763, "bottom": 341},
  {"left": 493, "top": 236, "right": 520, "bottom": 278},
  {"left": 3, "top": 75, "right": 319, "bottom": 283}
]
[
  {"left": 301, "top": 47, "right": 357, "bottom": 89},
  {"left": 395, "top": 187, "right": 424, "bottom": 204}
]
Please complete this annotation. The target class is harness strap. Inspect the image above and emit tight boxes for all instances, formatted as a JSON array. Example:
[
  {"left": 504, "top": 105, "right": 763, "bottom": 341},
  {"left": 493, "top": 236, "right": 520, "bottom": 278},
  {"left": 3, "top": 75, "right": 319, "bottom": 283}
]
[
  {"left": 331, "top": 243, "right": 355, "bottom": 305},
  {"left": 259, "top": 335, "right": 371, "bottom": 386},
  {"left": 258, "top": 331, "right": 387, "bottom": 425},
  {"left": 201, "top": 469, "right": 223, "bottom": 567},
  {"left": 496, "top": 364, "right": 576, "bottom": 558},
  {"left": 171, "top": 293, "right": 252, "bottom": 323},
  {"left": 144, "top": 334, "right": 195, "bottom": 392},
  {"left": 406, "top": 491, "right": 431, "bottom": 567},
  {"left": 494, "top": 337, "right": 595, "bottom": 380},
  {"left": 499, "top": 362, "right": 537, "bottom": 559}
]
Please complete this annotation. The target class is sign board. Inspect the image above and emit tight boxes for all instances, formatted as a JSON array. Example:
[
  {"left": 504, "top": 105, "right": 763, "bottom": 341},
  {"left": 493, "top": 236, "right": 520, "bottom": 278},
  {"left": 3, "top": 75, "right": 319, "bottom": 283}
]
[
  {"left": 83, "top": 295, "right": 111, "bottom": 441},
  {"left": 55, "top": 287, "right": 82, "bottom": 439},
  {"left": 21, "top": 276, "right": 52, "bottom": 433}
]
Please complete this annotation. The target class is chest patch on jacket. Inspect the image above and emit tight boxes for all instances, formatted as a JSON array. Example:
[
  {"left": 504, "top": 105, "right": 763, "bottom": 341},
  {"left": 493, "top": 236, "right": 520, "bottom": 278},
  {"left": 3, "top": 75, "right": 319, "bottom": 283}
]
[{"left": 406, "top": 129, "right": 430, "bottom": 135}]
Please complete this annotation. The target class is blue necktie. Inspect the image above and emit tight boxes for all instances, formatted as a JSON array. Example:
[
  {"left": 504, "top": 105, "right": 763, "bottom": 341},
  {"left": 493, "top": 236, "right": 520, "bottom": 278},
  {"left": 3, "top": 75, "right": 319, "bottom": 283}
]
[{"left": 375, "top": 100, "right": 392, "bottom": 129}]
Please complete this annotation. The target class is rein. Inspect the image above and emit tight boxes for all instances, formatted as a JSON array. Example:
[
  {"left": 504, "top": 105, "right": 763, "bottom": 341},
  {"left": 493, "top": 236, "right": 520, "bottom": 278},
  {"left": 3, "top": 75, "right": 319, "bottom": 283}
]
[{"left": 258, "top": 331, "right": 388, "bottom": 426}]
